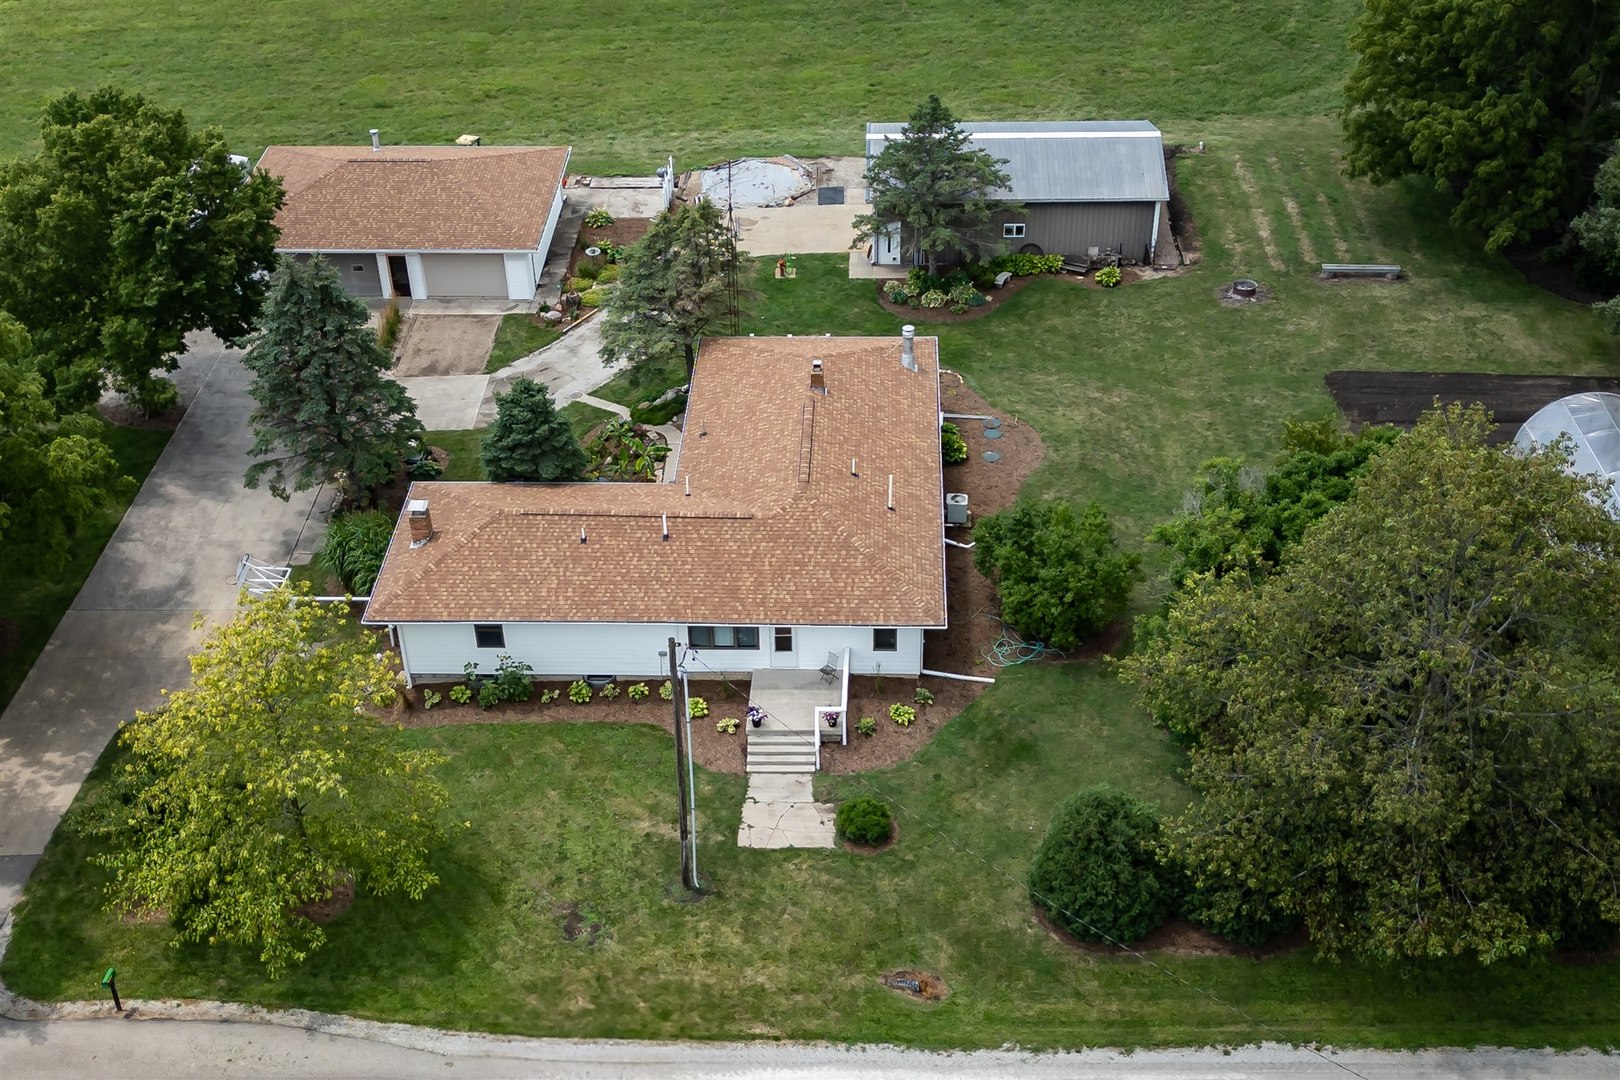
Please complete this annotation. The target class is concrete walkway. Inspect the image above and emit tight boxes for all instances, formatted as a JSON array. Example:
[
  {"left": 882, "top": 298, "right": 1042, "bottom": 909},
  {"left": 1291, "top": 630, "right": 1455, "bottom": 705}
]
[
  {"left": 0, "top": 336, "right": 328, "bottom": 920},
  {"left": 479, "top": 316, "right": 612, "bottom": 426},
  {"left": 736, "top": 670, "right": 837, "bottom": 848},
  {"left": 736, "top": 772, "right": 835, "bottom": 849}
]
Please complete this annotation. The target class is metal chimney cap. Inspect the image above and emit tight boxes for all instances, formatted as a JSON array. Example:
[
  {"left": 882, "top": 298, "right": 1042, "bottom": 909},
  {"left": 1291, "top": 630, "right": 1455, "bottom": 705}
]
[
  {"left": 406, "top": 498, "right": 429, "bottom": 514},
  {"left": 901, "top": 324, "right": 916, "bottom": 338}
]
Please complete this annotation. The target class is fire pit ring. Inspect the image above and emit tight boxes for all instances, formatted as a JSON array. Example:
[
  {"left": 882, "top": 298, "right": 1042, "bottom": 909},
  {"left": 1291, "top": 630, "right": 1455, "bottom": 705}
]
[{"left": 1231, "top": 279, "right": 1259, "bottom": 299}]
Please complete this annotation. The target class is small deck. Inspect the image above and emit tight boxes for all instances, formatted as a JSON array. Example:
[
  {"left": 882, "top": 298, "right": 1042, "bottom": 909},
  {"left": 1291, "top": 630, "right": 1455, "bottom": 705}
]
[{"left": 747, "top": 668, "right": 841, "bottom": 732}]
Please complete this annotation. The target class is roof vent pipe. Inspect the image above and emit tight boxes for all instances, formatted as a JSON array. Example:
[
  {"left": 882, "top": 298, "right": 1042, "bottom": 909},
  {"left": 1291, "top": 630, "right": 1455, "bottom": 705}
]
[
  {"left": 661, "top": 513, "right": 669, "bottom": 541},
  {"left": 369, "top": 128, "right": 381, "bottom": 152},
  {"left": 901, "top": 325, "right": 916, "bottom": 371},
  {"left": 887, "top": 474, "right": 895, "bottom": 511},
  {"left": 580, "top": 526, "right": 587, "bottom": 545},
  {"left": 850, "top": 457, "right": 858, "bottom": 477}
]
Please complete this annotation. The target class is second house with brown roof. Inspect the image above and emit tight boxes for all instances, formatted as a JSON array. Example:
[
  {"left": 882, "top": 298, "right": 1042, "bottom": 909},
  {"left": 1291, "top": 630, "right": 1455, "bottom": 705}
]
[
  {"left": 256, "top": 135, "right": 570, "bottom": 303},
  {"left": 363, "top": 332, "right": 948, "bottom": 685}
]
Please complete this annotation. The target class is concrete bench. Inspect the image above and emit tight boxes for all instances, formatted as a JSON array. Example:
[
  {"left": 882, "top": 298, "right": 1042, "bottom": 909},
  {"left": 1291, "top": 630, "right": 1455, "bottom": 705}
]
[
  {"left": 1321, "top": 262, "right": 1401, "bottom": 280},
  {"left": 993, "top": 271, "right": 1013, "bottom": 288}
]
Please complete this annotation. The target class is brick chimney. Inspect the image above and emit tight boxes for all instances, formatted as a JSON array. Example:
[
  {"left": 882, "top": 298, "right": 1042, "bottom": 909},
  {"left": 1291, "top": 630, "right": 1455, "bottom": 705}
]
[
  {"left": 810, "top": 357, "right": 826, "bottom": 393},
  {"left": 407, "top": 498, "right": 433, "bottom": 546}
]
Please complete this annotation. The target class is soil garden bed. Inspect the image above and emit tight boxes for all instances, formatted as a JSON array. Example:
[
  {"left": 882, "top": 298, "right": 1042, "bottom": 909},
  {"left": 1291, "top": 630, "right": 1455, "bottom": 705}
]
[
  {"left": 1032, "top": 906, "right": 1309, "bottom": 960},
  {"left": 1326, "top": 370, "right": 1620, "bottom": 443},
  {"left": 569, "top": 218, "right": 652, "bottom": 279},
  {"left": 876, "top": 270, "right": 1143, "bottom": 323}
]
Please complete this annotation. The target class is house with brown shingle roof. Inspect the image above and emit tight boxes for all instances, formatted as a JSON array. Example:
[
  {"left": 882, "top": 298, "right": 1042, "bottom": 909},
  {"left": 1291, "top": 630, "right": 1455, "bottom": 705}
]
[
  {"left": 362, "top": 332, "right": 947, "bottom": 684},
  {"left": 256, "top": 137, "right": 570, "bottom": 302}
]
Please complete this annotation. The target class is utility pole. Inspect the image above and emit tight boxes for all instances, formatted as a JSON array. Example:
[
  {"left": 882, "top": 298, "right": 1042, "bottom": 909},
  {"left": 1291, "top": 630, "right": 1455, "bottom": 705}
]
[{"left": 668, "top": 639, "right": 697, "bottom": 891}]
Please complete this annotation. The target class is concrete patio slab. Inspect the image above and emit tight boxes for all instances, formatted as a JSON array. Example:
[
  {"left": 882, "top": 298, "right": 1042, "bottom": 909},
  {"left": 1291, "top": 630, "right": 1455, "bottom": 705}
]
[
  {"left": 397, "top": 374, "right": 490, "bottom": 430},
  {"left": 735, "top": 202, "right": 860, "bottom": 256}
]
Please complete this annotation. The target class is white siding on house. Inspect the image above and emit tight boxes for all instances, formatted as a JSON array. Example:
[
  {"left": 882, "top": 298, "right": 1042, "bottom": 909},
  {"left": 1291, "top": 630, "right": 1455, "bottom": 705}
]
[{"left": 393, "top": 621, "right": 929, "bottom": 681}]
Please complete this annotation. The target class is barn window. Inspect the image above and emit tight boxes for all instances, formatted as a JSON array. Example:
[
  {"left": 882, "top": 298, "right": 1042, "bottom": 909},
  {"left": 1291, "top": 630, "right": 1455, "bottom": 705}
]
[
  {"left": 1003, "top": 223, "right": 1027, "bottom": 239},
  {"left": 688, "top": 625, "right": 760, "bottom": 649},
  {"left": 873, "top": 628, "right": 898, "bottom": 652},
  {"left": 473, "top": 624, "right": 505, "bottom": 649}
]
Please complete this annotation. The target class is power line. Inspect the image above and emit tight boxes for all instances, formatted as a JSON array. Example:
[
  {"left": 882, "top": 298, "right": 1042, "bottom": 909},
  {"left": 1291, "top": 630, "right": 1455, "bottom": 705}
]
[{"left": 678, "top": 650, "right": 1370, "bottom": 1080}]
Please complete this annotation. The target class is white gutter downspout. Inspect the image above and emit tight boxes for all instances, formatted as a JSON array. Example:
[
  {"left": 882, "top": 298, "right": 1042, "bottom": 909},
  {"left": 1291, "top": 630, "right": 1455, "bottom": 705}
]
[{"left": 922, "top": 668, "right": 996, "bottom": 684}]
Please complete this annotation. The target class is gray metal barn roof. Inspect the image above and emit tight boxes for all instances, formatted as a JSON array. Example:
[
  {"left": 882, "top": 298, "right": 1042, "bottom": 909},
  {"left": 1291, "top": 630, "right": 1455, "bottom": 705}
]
[
  {"left": 863, "top": 121, "right": 1169, "bottom": 203},
  {"left": 1514, "top": 392, "right": 1620, "bottom": 519}
]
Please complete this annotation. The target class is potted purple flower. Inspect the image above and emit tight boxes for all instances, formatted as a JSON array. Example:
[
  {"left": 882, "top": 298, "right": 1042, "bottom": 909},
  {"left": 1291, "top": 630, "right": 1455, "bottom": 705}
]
[{"left": 746, "top": 704, "right": 767, "bottom": 729}]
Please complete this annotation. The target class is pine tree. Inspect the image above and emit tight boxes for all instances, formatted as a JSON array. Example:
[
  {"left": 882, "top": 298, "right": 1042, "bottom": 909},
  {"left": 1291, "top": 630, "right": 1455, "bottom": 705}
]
[
  {"left": 599, "top": 200, "right": 740, "bottom": 380},
  {"left": 242, "top": 256, "right": 421, "bottom": 504},
  {"left": 854, "top": 95, "right": 1013, "bottom": 277},
  {"left": 480, "top": 376, "right": 587, "bottom": 482}
]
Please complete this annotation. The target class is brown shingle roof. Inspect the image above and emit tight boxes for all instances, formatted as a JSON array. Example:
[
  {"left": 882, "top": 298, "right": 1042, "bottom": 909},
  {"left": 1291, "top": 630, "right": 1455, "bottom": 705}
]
[
  {"left": 256, "top": 144, "right": 570, "bottom": 251},
  {"left": 363, "top": 336, "right": 947, "bottom": 627}
]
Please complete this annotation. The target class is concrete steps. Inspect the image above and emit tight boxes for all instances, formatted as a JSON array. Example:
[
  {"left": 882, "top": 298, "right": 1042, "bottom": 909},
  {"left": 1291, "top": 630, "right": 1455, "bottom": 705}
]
[{"left": 745, "top": 727, "right": 819, "bottom": 773}]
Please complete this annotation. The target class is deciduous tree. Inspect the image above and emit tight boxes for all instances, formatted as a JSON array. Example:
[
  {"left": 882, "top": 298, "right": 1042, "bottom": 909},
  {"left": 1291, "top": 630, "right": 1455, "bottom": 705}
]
[
  {"left": 1571, "top": 142, "right": 1620, "bottom": 332},
  {"left": 1123, "top": 405, "right": 1620, "bottom": 963},
  {"left": 854, "top": 95, "right": 1013, "bottom": 276},
  {"left": 0, "top": 86, "right": 283, "bottom": 412},
  {"left": 0, "top": 313, "right": 130, "bottom": 572},
  {"left": 242, "top": 256, "right": 421, "bottom": 505},
  {"left": 479, "top": 376, "right": 587, "bottom": 482},
  {"left": 599, "top": 200, "right": 740, "bottom": 381},
  {"left": 1341, "top": 0, "right": 1620, "bottom": 251},
  {"left": 73, "top": 584, "right": 449, "bottom": 974},
  {"left": 973, "top": 500, "right": 1140, "bottom": 651}
]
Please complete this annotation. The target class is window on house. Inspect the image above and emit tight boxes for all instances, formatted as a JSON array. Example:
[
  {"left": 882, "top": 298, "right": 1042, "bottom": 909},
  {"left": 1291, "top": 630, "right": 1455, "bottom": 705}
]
[
  {"left": 473, "top": 624, "right": 505, "bottom": 649},
  {"left": 774, "top": 627, "right": 794, "bottom": 652},
  {"left": 873, "top": 628, "right": 898, "bottom": 652},
  {"left": 1003, "top": 223, "right": 1027, "bottom": 239},
  {"left": 688, "top": 625, "right": 760, "bottom": 649}
]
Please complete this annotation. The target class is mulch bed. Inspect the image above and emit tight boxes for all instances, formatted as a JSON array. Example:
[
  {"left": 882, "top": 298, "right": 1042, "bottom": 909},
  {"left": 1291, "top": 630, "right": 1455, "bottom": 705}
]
[
  {"left": 568, "top": 219, "right": 653, "bottom": 280},
  {"left": 1032, "top": 907, "right": 1309, "bottom": 960},
  {"left": 841, "top": 816, "right": 898, "bottom": 855},
  {"left": 1325, "top": 370, "right": 1620, "bottom": 442},
  {"left": 1164, "top": 146, "right": 1203, "bottom": 265},
  {"left": 876, "top": 270, "right": 1144, "bottom": 323}
]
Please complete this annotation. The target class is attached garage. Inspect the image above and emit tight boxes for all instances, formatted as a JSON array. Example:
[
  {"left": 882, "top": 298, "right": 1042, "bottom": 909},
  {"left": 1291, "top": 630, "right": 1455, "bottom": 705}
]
[{"left": 258, "top": 141, "right": 571, "bottom": 302}]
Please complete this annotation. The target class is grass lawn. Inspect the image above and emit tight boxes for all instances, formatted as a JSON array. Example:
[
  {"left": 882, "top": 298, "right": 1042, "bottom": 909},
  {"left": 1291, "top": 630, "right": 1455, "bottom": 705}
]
[
  {"left": 426, "top": 404, "right": 611, "bottom": 483},
  {"left": 0, "top": 420, "right": 172, "bottom": 714},
  {"left": 590, "top": 354, "right": 687, "bottom": 411},
  {"left": 486, "top": 314, "right": 562, "bottom": 375},
  {"left": 9, "top": 117, "right": 1620, "bottom": 1048},
  {"left": 0, "top": 2, "right": 1360, "bottom": 173}
]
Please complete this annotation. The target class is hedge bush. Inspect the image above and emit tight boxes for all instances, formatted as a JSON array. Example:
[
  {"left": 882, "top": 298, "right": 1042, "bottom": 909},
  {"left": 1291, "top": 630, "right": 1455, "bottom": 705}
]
[
  {"left": 1180, "top": 880, "right": 1298, "bottom": 947},
  {"left": 941, "top": 422, "right": 968, "bottom": 465},
  {"left": 1027, "top": 785, "right": 1177, "bottom": 943},
  {"left": 836, "top": 796, "right": 893, "bottom": 846}
]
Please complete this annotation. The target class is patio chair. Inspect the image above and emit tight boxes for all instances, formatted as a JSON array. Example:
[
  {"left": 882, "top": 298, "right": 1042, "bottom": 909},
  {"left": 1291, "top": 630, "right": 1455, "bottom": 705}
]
[{"left": 818, "top": 652, "right": 840, "bottom": 685}]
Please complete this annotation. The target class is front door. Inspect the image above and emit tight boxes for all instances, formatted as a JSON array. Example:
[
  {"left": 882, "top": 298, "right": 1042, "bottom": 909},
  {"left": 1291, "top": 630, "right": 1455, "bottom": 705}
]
[
  {"left": 874, "top": 222, "right": 902, "bottom": 265},
  {"left": 388, "top": 255, "right": 413, "bottom": 297},
  {"left": 770, "top": 626, "right": 798, "bottom": 668}
]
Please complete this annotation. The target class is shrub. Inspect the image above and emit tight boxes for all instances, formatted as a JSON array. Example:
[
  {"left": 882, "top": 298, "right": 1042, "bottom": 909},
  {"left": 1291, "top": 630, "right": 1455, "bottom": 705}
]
[
  {"left": 905, "top": 267, "right": 938, "bottom": 294},
  {"left": 628, "top": 681, "right": 651, "bottom": 702},
  {"left": 856, "top": 715, "right": 877, "bottom": 737},
  {"left": 659, "top": 680, "right": 674, "bottom": 701},
  {"left": 973, "top": 500, "right": 1142, "bottom": 651},
  {"left": 594, "top": 263, "right": 620, "bottom": 285},
  {"left": 583, "top": 208, "right": 615, "bottom": 228},
  {"left": 889, "top": 703, "right": 916, "bottom": 727},
  {"left": 1027, "top": 785, "right": 1178, "bottom": 943},
  {"left": 1181, "top": 880, "right": 1299, "bottom": 947},
  {"left": 599, "top": 682, "right": 620, "bottom": 699},
  {"left": 422, "top": 689, "right": 442, "bottom": 710},
  {"left": 572, "top": 261, "right": 601, "bottom": 282},
  {"left": 914, "top": 686, "right": 934, "bottom": 705},
  {"left": 449, "top": 684, "right": 472, "bottom": 705},
  {"left": 568, "top": 679, "right": 592, "bottom": 704},
  {"left": 493, "top": 654, "right": 533, "bottom": 703},
  {"left": 477, "top": 681, "right": 503, "bottom": 709},
  {"left": 630, "top": 391, "right": 687, "bottom": 427},
  {"left": 539, "top": 687, "right": 561, "bottom": 704},
  {"left": 988, "top": 252, "right": 1064, "bottom": 276},
  {"left": 947, "top": 283, "right": 977, "bottom": 305},
  {"left": 569, "top": 276, "right": 599, "bottom": 292},
  {"left": 1096, "top": 265, "right": 1123, "bottom": 288},
  {"left": 949, "top": 302, "right": 969, "bottom": 315},
  {"left": 836, "top": 796, "right": 894, "bottom": 846},
  {"left": 579, "top": 286, "right": 612, "bottom": 308},
  {"left": 316, "top": 511, "right": 395, "bottom": 595},
  {"left": 883, "top": 279, "right": 909, "bottom": 304},
  {"left": 715, "top": 717, "right": 739, "bottom": 734},
  {"left": 688, "top": 696, "right": 709, "bottom": 719},
  {"left": 919, "top": 289, "right": 948, "bottom": 308},
  {"left": 967, "top": 291, "right": 988, "bottom": 307},
  {"left": 377, "top": 299, "right": 403, "bottom": 351},
  {"left": 941, "top": 422, "right": 968, "bottom": 465}
]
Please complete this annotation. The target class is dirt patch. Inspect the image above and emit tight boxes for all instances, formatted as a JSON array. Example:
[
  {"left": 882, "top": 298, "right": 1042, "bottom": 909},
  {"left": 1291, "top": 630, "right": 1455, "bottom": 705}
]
[
  {"left": 880, "top": 968, "right": 950, "bottom": 1002},
  {"left": 558, "top": 901, "right": 609, "bottom": 945},
  {"left": 96, "top": 400, "right": 186, "bottom": 429},
  {"left": 295, "top": 871, "right": 355, "bottom": 925},
  {"left": 391, "top": 315, "right": 501, "bottom": 377},
  {"left": 841, "top": 815, "right": 898, "bottom": 855},
  {"left": 1230, "top": 155, "right": 1284, "bottom": 271},
  {"left": 1325, "top": 369, "right": 1620, "bottom": 442}
]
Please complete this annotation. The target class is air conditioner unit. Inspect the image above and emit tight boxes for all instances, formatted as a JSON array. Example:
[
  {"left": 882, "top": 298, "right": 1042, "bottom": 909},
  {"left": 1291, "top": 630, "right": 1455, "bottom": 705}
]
[{"left": 944, "top": 492, "right": 970, "bottom": 526}]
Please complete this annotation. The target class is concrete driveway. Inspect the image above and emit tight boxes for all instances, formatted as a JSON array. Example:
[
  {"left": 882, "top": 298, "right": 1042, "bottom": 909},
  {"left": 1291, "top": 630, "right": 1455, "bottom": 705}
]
[{"left": 0, "top": 337, "right": 327, "bottom": 917}]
